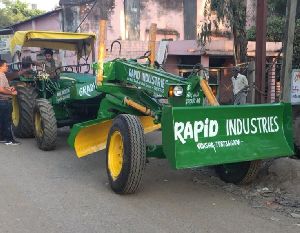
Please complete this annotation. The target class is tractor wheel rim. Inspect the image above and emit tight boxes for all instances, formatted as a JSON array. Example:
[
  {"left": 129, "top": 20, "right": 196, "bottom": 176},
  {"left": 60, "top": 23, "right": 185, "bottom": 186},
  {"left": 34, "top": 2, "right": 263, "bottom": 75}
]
[
  {"left": 108, "top": 131, "right": 123, "bottom": 180},
  {"left": 12, "top": 96, "right": 20, "bottom": 127},
  {"left": 35, "top": 111, "right": 43, "bottom": 137}
]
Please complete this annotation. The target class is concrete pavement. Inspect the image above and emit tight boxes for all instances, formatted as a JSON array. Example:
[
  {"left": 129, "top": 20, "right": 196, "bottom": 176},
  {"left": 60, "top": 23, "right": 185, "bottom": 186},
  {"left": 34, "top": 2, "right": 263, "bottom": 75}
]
[{"left": 0, "top": 129, "right": 299, "bottom": 233}]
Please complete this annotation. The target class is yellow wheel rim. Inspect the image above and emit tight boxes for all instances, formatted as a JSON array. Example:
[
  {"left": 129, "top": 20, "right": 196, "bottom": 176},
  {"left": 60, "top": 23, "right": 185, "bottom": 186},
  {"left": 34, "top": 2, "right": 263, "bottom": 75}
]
[
  {"left": 108, "top": 131, "right": 124, "bottom": 180},
  {"left": 35, "top": 111, "right": 43, "bottom": 137},
  {"left": 12, "top": 96, "right": 20, "bottom": 127}
]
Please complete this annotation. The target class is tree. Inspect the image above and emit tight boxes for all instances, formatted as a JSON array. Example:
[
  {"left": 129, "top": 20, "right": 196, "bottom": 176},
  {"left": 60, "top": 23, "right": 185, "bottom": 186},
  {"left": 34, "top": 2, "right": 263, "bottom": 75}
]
[
  {"left": 268, "top": 0, "right": 300, "bottom": 17},
  {"left": 199, "top": 0, "right": 248, "bottom": 64},
  {"left": 247, "top": 15, "right": 284, "bottom": 42},
  {"left": 0, "top": 0, "right": 45, "bottom": 28},
  {"left": 247, "top": 0, "right": 300, "bottom": 68}
]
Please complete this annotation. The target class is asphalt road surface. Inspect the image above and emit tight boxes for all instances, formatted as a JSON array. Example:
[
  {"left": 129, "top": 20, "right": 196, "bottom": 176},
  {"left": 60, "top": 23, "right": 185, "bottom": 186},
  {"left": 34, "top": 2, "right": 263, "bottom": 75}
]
[{"left": 0, "top": 129, "right": 299, "bottom": 233}]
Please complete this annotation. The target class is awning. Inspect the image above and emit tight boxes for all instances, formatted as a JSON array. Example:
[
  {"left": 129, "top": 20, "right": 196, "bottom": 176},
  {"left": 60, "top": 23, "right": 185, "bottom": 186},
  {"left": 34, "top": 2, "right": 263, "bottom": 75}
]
[{"left": 10, "top": 31, "right": 96, "bottom": 56}]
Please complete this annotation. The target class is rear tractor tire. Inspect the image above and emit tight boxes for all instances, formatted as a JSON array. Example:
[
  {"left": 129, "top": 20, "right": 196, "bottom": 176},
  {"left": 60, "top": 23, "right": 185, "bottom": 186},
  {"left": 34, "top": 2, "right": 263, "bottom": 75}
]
[
  {"left": 293, "top": 116, "right": 300, "bottom": 159},
  {"left": 294, "top": 145, "right": 300, "bottom": 159},
  {"left": 106, "top": 114, "right": 146, "bottom": 194},
  {"left": 215, "top": 160, "right": 262, "bottom": 185},
  {"left": 33, "top": 99, "right": 57, "bottom": 151},
  {"left": 12, "top": 86, "right": 38, "bottom": 138}
]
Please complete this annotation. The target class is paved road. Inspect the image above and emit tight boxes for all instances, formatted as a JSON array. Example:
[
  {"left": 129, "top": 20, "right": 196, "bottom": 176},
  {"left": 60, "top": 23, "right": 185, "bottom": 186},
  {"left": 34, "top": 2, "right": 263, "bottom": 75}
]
[{"left": 0, "top": 129, "right": 299, "bottom": 233}]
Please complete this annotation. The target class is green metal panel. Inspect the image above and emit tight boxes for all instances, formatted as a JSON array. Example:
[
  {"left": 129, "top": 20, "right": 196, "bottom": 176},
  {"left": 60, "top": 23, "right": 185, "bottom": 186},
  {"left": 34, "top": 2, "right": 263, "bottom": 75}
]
[
  {"left": 102, "top": 60, "right": 205, "bottom": 108},
  {"left": 60, "top": 72, "right": 95, "bottom": 83},
  {"left": 52, "top": 87, "right": 72, "bottom": 104},
  {"left": 110, "top": 59, "right": 189, "bottom": 97},
  {"left": 59, "top": 72, "right": 100, "bottom": 100},
  {"left": 52, "top": 103, "right": 70, "bottom": 120},
  {"left": 70, "top": 82, "right": 99, "bottom": 100},
  {"left": 162, "top": 103, "right": 294, "bottom": 169},
  {"left": 146, "top": 145, "right": 165, "bottom": 158}
]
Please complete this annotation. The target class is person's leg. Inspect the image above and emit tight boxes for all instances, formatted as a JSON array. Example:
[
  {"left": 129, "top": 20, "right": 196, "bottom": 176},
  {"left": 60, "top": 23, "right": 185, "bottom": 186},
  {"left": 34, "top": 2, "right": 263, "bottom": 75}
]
[
  {"left": 240, "top": 93, "right": 247, "bottom": 105},
  {"left": 234, "top": 93, "right": 241, "bottom": 105},
  {"left": 2, "top": 102, "right": 14, "bottom": 141},
  {"left": 0, "top": 102, "right": 6, "bottom": 141},
  {"left": 0, "top": 125, "right": 3, "bottom": 141}
]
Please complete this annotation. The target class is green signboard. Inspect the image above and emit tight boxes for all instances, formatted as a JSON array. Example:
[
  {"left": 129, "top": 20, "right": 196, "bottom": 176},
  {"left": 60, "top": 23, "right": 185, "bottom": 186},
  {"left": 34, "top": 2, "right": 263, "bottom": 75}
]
[{"left": 162, "top": 103, "right": 294, "bottom": 169}]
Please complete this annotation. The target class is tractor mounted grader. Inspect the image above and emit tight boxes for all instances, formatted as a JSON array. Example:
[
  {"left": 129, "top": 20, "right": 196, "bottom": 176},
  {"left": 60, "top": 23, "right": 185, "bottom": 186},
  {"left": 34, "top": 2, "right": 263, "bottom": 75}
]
[
  {"left": 11, "top": 22, "right": 294, "bottom": 194},
  {"left": 67, "top": 22, "right": 294, "bottom": 194}
]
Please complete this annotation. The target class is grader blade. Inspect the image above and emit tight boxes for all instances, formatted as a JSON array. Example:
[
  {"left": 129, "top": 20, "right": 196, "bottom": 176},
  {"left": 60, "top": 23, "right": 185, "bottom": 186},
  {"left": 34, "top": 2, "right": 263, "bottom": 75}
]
[
  {"left": 68, "top": 118, "right": 113, "bottom": 158},
  {"left": 68, "top": 116, "right": 160, "bottom": 158},
  {"left": 162, "top": 103, "right": 294, "bottom": 169}
]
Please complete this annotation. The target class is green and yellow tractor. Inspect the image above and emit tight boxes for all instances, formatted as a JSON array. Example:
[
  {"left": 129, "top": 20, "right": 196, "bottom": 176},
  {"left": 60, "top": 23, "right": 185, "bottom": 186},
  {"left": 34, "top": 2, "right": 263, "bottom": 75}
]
[
  {"left": 10, "top": 31, "right": 101, "bottom": 150},
  {"left": 65, "top": 22, "right": 294, "bottom": 194}
]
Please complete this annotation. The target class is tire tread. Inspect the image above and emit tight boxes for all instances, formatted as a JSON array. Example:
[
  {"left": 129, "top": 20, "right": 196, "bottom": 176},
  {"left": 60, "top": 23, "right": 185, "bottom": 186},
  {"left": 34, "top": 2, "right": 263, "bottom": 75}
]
[
  {"left": 13, "top": 86, "right": 38, "bottom": 138},
  {"left": 34, "top": 98, "right": 57, "bottom": 151}
]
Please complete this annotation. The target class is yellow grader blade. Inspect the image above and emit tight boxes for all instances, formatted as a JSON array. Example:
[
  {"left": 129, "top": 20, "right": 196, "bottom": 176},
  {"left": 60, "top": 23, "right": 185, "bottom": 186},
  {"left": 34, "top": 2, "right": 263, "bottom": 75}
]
[{"left": 68, "top": 116, "right": 160, "bottom": 158}]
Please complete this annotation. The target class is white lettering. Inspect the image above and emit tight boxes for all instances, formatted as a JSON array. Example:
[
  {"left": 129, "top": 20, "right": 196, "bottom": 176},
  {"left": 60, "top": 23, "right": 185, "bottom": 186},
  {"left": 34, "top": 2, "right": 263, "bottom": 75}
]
[
  {"left": 250, "top": 118, "right": 257, "bottom": 134},
  {"left": 209, "top": 120, "right": 218, "bottom": 137},
  {"left": 194, "top": 121, "right": 204, "bottom": 142},
  {"left": 184, "top": 122, "right": 194, "bottom": 140},
  {"left": 243, "top": 118, "right": 250, "bottom": 134},
  {"left": 273, "top": 116, "right": 279, "bottom": 132},
  {"left": 227, "top": 119, "right": 236, "bottom": 136},
  {"left": 262, "top": 117, "right": 268, "bottom": 133},
  {"left": 174, "top": 116, "right": 281, "bottom": 145},
  {"left": 236, "top": 119, "right": 243, "bottom": 135},
  {"left": 174, "top": 122, "right": 186, "bottom": 144},
  {"left": 79, "top": 83, "right": 96, "bottom": 97}
]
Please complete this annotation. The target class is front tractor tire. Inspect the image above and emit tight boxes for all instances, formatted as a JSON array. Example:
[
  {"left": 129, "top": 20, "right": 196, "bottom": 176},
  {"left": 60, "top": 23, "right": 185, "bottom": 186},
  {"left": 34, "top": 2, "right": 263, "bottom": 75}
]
[
  {"left": 215, "top": 160, "right": 262, "bottom": 185},
  {"left": 12, "top": 86, "right": 38, "bottom": 138},
  {"left": 33, "top": 99, "right": 57, "bottom": 151},
  {"left": 106, "top": 114, "right": 146, "bottom": 194}
]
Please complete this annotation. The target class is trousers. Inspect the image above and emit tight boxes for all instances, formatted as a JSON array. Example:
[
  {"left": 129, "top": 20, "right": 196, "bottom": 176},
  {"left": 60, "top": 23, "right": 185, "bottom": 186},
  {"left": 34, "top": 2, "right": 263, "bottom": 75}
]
[
  {"left": 0, "top": 100, "right": 13, "bottom": 141},
  {"left": 234, "top": 92, "right": 247, "bottom": 105}
]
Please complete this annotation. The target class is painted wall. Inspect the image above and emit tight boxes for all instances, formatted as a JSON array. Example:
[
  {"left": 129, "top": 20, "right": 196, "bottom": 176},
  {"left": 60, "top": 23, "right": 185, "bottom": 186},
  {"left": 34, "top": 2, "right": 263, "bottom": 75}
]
[
  {"left": 139, "top": 0, "right": 184, "bottom": 41},
  {"left": 73, "top": 0, "right": 186, "bottom": 41},
  {"left": 63, "top": 0, "right": 258, "bottom": 42},
  {"left": 34, "top": 13, "right": 62, "bottom": 31},
  {"left": 12, "top": 12, "right": 61, "bottom": 31},
  {"left": 79, "top": 0, "right": 124, "bottom": 40}
]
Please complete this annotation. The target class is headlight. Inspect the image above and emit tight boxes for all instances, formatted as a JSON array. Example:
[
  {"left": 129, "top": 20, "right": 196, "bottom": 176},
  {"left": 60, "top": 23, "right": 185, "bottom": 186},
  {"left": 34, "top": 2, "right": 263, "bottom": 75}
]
[{"left": 173, "top": 85, "right": 183, "bottom": 96}]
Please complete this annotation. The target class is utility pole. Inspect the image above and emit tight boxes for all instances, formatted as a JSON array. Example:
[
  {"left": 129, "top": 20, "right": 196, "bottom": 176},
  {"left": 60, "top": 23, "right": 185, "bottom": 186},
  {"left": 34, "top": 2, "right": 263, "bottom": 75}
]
[
  {"left": 255, "top": 0, "right": 267, "bottom": 104},
  {"left": 281, "top": 0, "right": 298, "bottom": 102}
]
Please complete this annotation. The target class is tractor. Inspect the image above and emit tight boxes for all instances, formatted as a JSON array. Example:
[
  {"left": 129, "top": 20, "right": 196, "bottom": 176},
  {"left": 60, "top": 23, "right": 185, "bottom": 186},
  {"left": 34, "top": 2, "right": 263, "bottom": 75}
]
[
  {"left": 10, "top": 31, "right": 101, "bottom": 150},
  {"left": 64, "top": 21, "right": 294, "bottom": 194}
]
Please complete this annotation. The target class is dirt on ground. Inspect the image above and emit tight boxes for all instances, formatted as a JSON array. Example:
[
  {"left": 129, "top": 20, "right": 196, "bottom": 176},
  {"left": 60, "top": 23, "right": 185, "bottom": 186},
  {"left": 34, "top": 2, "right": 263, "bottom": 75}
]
[{"left": 192, "top": 157, "right": 300, "bottom": 220}]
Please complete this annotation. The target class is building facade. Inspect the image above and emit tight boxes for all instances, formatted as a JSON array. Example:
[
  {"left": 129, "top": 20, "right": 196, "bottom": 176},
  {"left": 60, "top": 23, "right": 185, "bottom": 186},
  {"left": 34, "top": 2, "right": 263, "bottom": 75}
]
[{"left": 6, "top": 0, "right": 279, "bottom": 104}]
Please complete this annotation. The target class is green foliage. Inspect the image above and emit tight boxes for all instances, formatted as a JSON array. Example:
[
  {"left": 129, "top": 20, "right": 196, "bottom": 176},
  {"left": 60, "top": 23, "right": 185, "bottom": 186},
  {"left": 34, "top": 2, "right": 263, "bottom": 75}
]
[
  {"left": 247, "top": 0, "right": 300, "bottom": 69},
  {"left": 267, "top": 0, "right": 300, "bottom": 18},
  {"left": 199, "top": 0, "right": 248, "bottom": 63},
  {"left": 266, "top": 0, "right": 300, "bottom": 68},
  {"left": 246, "top": 27, "right": 255, "bottom": 41},
  {"left": 293, "top": 19, "right": 300, "bottom": 68},
  {"left": 247, "top": 15, "right": 285, "bottom": 42},
  {"left": 0, "top": 0, "right": 45, "bottom": 28}
]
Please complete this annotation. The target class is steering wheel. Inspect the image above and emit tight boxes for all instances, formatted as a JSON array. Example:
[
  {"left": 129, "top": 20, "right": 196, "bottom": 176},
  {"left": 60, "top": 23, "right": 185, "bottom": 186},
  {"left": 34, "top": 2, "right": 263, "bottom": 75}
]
[
  {"left": 140, "top": 51, "right": 151, "bottom": 60},
  {"left": 81, "top": 64, "right": 91, "bottom": 73},
  {"left": 56, "top": 66, "right": 73, "bottom": 76},
  {"left": 63, "top": 66, "right": 74, "bottom": 73}
]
